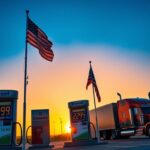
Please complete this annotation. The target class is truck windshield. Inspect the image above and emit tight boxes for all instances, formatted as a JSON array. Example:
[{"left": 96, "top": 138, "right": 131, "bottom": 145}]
[{"left": 141, "top": 107, "right": 150, "bottom": 114}]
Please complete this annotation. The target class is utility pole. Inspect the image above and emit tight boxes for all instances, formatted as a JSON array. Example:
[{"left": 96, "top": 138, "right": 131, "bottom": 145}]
[
  {"left": 53, "top": 120, "right": 55, "bottom": 136},
  {"left": 60, "top": 118, "right": 63, "bottom": 134}
]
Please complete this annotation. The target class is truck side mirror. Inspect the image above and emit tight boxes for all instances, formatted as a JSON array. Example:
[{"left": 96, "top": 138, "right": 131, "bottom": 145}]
[{"left": 148, "top": 92, "right": 150, "bottom": 100}]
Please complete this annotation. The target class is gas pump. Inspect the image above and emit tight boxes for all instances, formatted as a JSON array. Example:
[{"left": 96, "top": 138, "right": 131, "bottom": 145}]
[
  {"left": 0, "top": 90, "right": 22, "bottom": 150},
  {"left": 68, "top": 100, "right": 90, "bottom": 141},
  {"left": 27, "top": 109, "right": 54, "bottom": 149},
  {"left": 64, "top": 99, "right": 106, "bottom": 147}
]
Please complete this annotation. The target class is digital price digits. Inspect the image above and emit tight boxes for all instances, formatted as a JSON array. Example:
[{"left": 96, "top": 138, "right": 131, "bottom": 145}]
[
  {"left": 72, "top": 111, "right": 86, "bottom": 122},
  {"left": 0, "top": 105, "right": 11, "bottom": 117}
]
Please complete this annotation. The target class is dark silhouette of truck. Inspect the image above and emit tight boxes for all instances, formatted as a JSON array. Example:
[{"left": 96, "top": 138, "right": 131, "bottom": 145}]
[{"left": 90, "top": 96, "right": 150, "bottom": 140}]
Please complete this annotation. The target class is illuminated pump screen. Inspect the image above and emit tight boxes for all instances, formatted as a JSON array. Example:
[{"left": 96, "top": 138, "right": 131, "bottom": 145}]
[
  {"left": 71, "top": 108, "right": 87, "bottom": 123},
  {"left": 0, "top": 102, "right": 12, "bottom": 119}
]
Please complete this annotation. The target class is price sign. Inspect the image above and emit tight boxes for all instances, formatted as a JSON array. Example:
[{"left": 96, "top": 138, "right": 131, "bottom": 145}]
[
  {"left": 0, "top": 102, "right": 12, "bottom": 119},
  {"left": 71, "top": 108, "right": 87, "bottom": 123}
]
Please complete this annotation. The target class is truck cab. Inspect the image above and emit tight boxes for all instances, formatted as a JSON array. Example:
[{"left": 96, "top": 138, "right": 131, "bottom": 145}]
[{"left": 117, "top": 98, "right": 150, "bottom": 137}]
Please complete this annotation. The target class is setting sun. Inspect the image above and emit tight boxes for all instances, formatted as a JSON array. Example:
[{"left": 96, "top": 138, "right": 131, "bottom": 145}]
[{"left": 65, "top": 123, "right": 71, "bottom": 133}]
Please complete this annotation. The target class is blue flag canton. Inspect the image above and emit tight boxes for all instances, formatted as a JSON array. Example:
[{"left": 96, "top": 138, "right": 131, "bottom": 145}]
[
  {"left": 89, "top": 67, "right": 96, "bottom": 84},
  {"left": 27, "top": 18, "right": 38, "bottom": 37}
]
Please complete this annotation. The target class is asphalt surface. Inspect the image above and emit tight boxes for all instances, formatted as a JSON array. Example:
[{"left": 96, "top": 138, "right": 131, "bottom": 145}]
[{"left": 26, "top": 136, "right": 150, "bottom": 150}]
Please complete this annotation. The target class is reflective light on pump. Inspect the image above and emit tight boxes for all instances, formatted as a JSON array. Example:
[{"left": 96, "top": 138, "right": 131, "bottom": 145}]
[{"left": 71, "top": 126, "right": 77, "bottom": 134}]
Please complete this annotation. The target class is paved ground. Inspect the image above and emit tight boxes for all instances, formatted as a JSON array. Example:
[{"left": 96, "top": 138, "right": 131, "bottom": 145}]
[{"left": 26, "top": 136, "right": 150, "bottom": 150}]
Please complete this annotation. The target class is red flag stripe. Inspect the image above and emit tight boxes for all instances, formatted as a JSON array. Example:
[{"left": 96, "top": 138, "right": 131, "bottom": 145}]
[
  {"left": 38, "top": 29, "right": 52, "bottom": 45},
  {"left": 94, "top": 85, "right": 101, "bottom": 102},
  {"left": 26, "top": 17, "right": 54, "bottom": 61},
  {"left": 39, "top": 46, "right": 54, "bottom": 57},
  {"left": 27, "top": 32, "right": 54, "bottom": 57},
  {"left": 39, "top": 50, "right": 53, "bottom": 61},
  {"left": 27, "top": 38, "right": 39, "bottom": 50},
  {"left": 27, "top": 31, "right": 52, "bottom": 48},
  {"left": 27, "top": 37, "right": 54, "bottom": 58},
  {"left": 86, "top": 65, "right": 101, "bottom": 102},
  {"left": 27, "top": 35, "right": 39, "bottom": 48}
]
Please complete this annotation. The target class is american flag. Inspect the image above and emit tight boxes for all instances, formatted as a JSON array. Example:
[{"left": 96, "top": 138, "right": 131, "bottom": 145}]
[
  {"left": 26, "top": 17, "right": 54, "bottom": 61},
  {"left": 86, "top": 64, "right": 101, "bottom": 102}
]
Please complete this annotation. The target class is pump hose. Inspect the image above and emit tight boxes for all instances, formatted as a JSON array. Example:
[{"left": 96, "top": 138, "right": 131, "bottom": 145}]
[
  {"left": 89, "top": 122, "right": 96, "bottom": 139},
  {"left": 26, "top": 125, "right": 32, "bottom": 144},
  {"left": 12, "top": 122, "right": 22, "bottom": 146}
]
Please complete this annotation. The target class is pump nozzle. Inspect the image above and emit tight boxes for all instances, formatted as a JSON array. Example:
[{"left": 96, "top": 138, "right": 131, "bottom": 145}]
[{"left": 117, "top": 92, "right": 122, "bottom": 101}]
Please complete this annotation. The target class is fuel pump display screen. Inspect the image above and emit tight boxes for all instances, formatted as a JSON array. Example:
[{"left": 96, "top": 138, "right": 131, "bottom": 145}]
[
  {"left": 71, "top": 108, "right": 87, "bottom": 123},
  {"left": 0, "top": 102, "right": 12, "bottom": 119},
  {"left": 0, "top": 105, "right": 11, "bottom": 118},
  {"left": 0, "top": 102, "right": 12, "bottom": 145}
]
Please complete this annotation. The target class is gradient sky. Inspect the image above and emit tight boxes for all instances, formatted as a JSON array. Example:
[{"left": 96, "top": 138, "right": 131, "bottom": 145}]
[{"left": 0, "top": 0, "right": 150, "bottom": 135}]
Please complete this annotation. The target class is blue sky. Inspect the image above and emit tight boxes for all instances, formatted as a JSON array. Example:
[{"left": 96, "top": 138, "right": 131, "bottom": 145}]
[{"left": 0, "top": 0, "right": 150, "bottom": 60}]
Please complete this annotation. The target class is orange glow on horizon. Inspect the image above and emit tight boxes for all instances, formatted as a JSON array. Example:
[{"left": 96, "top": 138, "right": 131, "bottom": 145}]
[{"left": 1, "top": 44, "right": 150, "bottom": 135}]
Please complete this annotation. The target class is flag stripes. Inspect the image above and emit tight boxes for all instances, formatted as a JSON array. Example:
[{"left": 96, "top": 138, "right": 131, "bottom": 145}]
[
  {"left": 86, "top": 65, "right": 101, "bottom": 102},
  {"left": 26, "top": 17, "right": 54, "bottom": 61}
]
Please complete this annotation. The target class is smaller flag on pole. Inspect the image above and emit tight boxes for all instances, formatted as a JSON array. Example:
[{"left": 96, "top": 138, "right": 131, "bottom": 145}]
[
  {"left": 26, "top": 17, "right": 54, "bottom": 61},
  {"left": 86, "top": 62, "right": 101, "bottom": 102}
]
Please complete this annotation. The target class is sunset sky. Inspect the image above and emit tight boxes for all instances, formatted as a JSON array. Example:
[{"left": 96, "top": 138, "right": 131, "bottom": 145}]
[{"left": 0, "top": 0, "right": 150, "bottom": 135}]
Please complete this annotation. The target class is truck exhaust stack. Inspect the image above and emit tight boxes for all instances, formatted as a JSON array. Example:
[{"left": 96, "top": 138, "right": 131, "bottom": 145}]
[{"left": 117, "top": 93, "right": 122, "bottom": 101}]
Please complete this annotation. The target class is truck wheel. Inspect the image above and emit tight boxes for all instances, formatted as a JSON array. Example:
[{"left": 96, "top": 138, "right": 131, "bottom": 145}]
[
  {"left": 146, "top": 127, "right": 150, "bottom": 137},
  {"left": 121, "top": 135, "right": 130, "bottom": 139},
  {"left": 111, "top": 130, "right": 118, "bottom": 139},
  {"left": 103, "top": 131, "right": 110, "bottom": 140}
]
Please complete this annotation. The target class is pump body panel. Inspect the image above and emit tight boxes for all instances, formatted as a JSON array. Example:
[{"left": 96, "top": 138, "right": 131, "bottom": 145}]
[
  {"left": 0, "top": 90, "right": 18, "bottom": 146},
  {"left": 31, "top": 109, "right": 50, "bottom": 146},
  {"left": 68, "top": 100, "right": 90, "bottom": 141}
]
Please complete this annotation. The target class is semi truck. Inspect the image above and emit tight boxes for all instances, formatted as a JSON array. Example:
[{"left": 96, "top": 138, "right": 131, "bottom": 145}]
[{"left": 90, "top": 95, "right": 150, "bottom": 140}]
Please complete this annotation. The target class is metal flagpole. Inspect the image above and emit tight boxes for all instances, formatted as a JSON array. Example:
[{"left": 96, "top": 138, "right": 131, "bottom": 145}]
[
  {"left": 22, "top": 10, "right": 29, "bottom": 150},
  {"left": 90, "top": 62, "right": 100, "bottom": 143},
  {"left": 92, "top": 85, "right": 100, "bottom": 143}
]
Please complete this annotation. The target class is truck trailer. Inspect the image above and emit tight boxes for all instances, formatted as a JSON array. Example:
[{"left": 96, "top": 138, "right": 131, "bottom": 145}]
[{"left": 90, "top": 98, "right": 150, "bottom": 140}]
